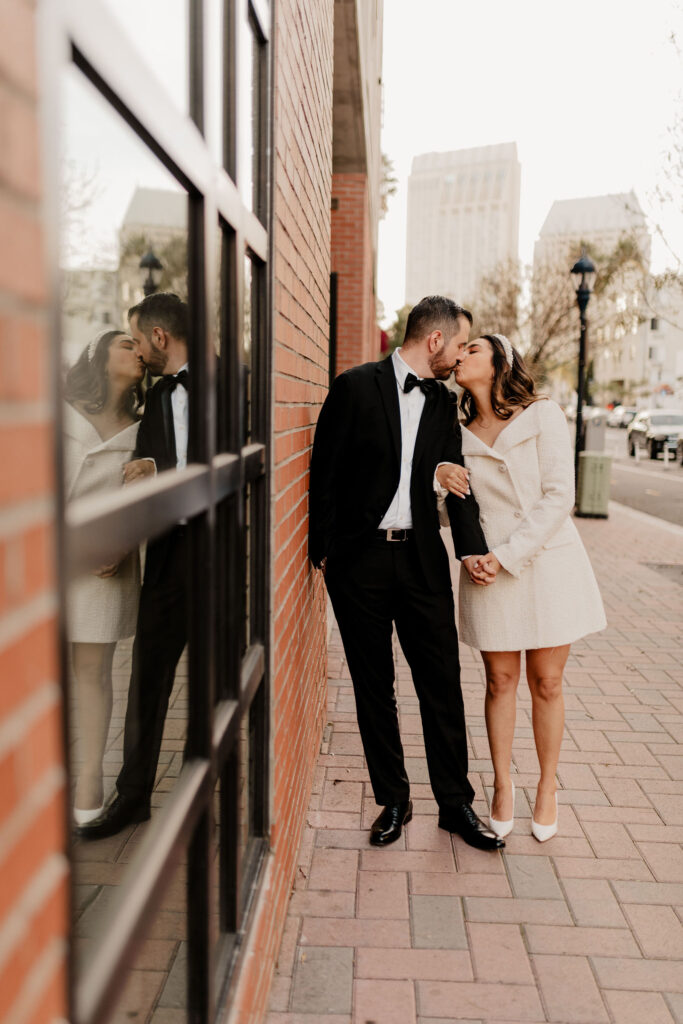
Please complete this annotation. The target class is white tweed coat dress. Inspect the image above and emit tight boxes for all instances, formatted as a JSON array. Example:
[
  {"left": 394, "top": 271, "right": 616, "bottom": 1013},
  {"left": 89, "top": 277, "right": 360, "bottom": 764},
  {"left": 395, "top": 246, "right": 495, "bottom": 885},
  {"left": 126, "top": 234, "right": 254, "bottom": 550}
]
[
  {"left": 64, "top": 403, "right": 141, "bottom": 643},
  {"left": 438, "top": 398, "right": 606, "bottom": 652}
]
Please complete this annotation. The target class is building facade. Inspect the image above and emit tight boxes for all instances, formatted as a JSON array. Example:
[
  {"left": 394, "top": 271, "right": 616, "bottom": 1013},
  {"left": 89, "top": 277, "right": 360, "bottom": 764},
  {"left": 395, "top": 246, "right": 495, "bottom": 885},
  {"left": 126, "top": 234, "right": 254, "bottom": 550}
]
[
  {"left": 533, "top": 192, "right": 654, "bottom": 406},
  {"left": 0, "top": 3, "right": 382, "bottom": 1024},
  {"left": 405, "top": 142, "right": 521, "bottom": 306}
]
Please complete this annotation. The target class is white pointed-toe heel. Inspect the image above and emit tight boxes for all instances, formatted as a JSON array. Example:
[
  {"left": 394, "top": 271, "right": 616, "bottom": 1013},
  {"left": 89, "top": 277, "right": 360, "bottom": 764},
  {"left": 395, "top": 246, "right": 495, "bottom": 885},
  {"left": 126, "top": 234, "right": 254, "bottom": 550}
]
[
  {"left": 73, "top": 804, "right": 104, "bottom": 826},
  {"left": 489, "top": 780, "right": 515, "bottom": 839},
  {"left": 531, "top": 793, "right": 558, "bottom": 843}
]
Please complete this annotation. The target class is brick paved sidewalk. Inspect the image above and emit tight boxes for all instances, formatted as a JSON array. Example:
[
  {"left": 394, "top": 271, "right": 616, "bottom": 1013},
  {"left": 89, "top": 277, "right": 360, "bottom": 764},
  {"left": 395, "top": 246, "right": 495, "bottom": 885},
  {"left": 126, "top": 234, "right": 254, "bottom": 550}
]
[{"left": 266, "top": 504, "right": 683, "bottom": 1024}]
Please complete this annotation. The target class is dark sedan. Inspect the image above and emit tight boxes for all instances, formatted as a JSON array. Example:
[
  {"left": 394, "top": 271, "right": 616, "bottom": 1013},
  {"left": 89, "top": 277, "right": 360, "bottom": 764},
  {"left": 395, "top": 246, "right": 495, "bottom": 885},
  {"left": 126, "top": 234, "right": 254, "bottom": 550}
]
[{"left": 627, "top": 409, "right": 683, "bottom": 459}]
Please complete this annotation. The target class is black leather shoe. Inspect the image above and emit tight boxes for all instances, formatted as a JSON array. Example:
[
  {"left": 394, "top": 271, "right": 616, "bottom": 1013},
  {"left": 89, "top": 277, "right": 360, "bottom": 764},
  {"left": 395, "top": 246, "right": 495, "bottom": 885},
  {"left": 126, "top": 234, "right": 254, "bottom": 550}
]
[
  {"left": 370, "top": 800, "right": 413, "bottom": 846},
  {"left": 77, "top": 794, "right": 150, "bottom": 840},
  {"left": 439, "top": 802, "right": 505, "bottom": 851}
]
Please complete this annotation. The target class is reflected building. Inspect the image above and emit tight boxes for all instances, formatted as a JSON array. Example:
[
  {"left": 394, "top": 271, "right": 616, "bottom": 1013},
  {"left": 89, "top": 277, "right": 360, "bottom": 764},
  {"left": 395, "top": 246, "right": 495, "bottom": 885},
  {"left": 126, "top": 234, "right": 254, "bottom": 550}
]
[
  {"left": 62, "top": 266, "right": 120, "bottom": 367},
  {"left": 405, "top": 142, "right": 521, "bottom": 305},
  {"left": 118, "top": 186, "right": 188, "bottom": 308}
]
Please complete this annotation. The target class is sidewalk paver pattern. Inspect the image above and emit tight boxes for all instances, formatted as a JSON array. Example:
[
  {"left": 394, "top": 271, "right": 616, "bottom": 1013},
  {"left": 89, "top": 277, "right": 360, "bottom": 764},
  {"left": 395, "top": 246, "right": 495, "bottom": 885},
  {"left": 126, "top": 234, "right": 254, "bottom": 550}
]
[{"left": 266, "top": 505, "right": 683, "bottom": 1023}]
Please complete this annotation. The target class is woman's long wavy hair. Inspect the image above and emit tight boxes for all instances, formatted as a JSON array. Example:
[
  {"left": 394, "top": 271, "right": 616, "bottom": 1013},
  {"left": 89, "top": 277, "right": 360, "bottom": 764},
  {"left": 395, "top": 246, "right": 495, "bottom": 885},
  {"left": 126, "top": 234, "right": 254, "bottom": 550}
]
[
  {"left": 460, "top": 334, "right": 541, "bottom": 425},
  {"left": 64, "top": 330, "right": 142, "bottom": 417}
]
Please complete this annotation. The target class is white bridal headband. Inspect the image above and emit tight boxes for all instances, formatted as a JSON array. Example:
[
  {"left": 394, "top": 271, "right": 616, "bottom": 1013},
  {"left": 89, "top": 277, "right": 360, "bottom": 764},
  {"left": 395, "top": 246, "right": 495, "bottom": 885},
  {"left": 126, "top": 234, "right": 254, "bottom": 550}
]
[
  {"left": 491, "top": 333, "right": 514, "bottom": 369},
  {"left": 87, "top": 328, "right": 113, "bottom": 364}
]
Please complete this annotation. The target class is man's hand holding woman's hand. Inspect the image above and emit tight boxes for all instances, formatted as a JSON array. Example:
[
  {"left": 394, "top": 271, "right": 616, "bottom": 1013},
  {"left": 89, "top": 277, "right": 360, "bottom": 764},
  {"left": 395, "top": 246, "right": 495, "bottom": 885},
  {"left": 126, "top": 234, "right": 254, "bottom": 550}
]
[
  {"left": 462, "top": 554, "right": 498, "bottom": 586},
  {"left": 435, "top": 462, "right": 470, "bottom": 498}
]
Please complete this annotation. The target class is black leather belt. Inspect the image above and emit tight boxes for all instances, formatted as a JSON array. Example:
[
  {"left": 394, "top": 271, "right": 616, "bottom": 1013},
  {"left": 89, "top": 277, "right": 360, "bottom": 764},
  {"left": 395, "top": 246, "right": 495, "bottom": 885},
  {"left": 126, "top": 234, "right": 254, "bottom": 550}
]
[{"left": 375, "top": 528, "right": 413, "bottom": 542}]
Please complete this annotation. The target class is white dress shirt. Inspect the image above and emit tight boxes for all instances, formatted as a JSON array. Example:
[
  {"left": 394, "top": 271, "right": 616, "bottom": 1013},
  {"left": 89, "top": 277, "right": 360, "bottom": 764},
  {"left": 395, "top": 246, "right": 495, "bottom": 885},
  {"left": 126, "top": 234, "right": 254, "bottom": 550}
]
[
  {"left": 378, "top": 348, "right": 427, "bottom": 530},
  {"left": 171, "top": 362, "right": 189, "bottom": 470}
]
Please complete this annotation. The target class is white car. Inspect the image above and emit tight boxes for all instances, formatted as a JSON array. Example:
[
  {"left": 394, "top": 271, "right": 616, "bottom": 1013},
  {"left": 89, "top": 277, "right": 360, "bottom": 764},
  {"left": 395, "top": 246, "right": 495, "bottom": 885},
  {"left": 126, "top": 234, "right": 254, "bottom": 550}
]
[
  {"left": 607, "top": 405, "right": 637, "bottom": 428},
  {"left": 627, "top": 409, "right": 683, "bottom": 459}
]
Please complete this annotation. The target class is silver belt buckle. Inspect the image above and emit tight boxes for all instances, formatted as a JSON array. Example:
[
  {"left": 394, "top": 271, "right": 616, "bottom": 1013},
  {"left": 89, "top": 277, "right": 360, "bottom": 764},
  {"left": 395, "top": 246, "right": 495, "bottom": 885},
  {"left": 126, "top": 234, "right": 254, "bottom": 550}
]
[{"left": 387, "top": 528, "right": 403, "bottom": 542}]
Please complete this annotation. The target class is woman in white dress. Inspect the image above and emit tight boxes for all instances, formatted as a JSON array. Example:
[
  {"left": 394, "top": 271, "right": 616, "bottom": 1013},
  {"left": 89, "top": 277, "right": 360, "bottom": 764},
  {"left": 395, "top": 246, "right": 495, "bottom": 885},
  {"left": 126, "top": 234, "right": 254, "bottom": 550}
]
[
  {"left": 64, "top": 329, "right": 145, "bottom": 824},
  {"left": 436, "top": 334, "right": 606, "bottom": 841}
]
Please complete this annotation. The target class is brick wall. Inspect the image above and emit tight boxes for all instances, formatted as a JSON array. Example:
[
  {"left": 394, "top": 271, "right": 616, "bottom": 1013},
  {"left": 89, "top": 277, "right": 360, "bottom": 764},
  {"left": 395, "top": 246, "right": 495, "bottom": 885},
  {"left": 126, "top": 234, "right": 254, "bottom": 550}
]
[
  {"left": 225, "top": 0, "right": 334, "bottom": 1019},
  {"left": 331, "top": 171, "right": 380, "bottom": 374},
  {"left": 0, "top": 2, "right": 68, "bottom": 1022}
]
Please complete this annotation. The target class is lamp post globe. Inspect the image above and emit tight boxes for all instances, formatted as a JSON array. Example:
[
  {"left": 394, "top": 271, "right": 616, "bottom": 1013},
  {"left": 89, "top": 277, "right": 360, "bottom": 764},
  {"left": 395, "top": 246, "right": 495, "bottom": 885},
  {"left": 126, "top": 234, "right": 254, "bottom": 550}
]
[
  {"left": 139, "top": 247, "right": 163, "bottom": 297},
  {"left": 570, "top": 249, "right": 596, "bottom": 485}
]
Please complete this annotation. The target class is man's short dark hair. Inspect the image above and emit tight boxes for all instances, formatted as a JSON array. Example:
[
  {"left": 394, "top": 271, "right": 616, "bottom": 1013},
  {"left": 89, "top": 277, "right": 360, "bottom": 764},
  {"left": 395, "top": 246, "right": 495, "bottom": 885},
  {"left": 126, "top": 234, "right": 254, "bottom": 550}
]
[
  {"left": 403, "top": 295, "right": 472, "bottom": 345},
  {"left": 128, "top": 292, "right": 188, "bottom": 341}
]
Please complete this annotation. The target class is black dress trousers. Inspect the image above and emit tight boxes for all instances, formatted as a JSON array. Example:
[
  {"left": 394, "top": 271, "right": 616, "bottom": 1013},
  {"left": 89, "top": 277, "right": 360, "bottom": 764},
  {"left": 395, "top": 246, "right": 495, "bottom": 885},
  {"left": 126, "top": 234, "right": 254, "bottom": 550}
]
[
  {"left": 325, "top": 537, "right": 475, "bottom": 811},
  {"left": 116, "top": 528, "right": 188, "bottom": 804}
]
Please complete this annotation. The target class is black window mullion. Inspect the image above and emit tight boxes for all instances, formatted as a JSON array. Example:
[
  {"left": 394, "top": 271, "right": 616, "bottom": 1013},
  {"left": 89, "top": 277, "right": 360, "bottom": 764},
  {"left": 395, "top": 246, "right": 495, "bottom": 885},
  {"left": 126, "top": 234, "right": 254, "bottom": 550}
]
[{"left": 189, "top": 0, "right": 204, "bottom": 134}]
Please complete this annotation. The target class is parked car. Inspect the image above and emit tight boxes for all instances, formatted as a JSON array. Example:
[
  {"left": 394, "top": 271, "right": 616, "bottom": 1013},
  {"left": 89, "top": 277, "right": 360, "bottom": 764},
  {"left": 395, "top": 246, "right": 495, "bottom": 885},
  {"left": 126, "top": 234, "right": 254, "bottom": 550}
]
[
  {"left": 607, "top": 405, "right": 637, "bottom": 428},
  {"left": 627, "top": 409, "right": 683, "bottom": 459}
]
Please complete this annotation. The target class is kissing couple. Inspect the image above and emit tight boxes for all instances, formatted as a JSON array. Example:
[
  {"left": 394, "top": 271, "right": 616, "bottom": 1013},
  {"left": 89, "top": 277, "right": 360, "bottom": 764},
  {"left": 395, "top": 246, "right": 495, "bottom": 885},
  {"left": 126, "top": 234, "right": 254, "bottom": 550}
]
[{"left": 309, "top": 295, "right": 605, "bottom": 850}]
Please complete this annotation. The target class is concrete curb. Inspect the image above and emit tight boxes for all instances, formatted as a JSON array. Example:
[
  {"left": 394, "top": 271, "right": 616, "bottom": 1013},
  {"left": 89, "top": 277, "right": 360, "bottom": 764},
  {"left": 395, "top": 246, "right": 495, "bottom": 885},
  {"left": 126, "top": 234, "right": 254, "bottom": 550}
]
[{"left": 607, "top": 499, "right": 683, "bottom": 539}]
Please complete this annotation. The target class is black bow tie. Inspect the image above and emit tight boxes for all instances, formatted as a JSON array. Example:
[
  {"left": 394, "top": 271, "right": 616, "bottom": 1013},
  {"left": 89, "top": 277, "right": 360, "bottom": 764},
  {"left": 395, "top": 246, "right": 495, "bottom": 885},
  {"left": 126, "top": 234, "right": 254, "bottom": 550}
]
[
  {"left": 404, "top": 373, "right": 438, "bottom": 396},
  {"left": 158, "top": 369, "right": 189, "bottom": 393}
]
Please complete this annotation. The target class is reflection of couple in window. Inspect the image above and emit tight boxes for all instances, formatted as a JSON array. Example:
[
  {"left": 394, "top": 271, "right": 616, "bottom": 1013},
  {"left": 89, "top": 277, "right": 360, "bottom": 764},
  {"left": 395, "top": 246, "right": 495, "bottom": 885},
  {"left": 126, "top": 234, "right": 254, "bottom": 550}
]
[
  {"left": 65, "top": 293, "right": 190, "bottom": 834},
  {"left": 64, "top": 329, "right": 144, "bottom": 824}
]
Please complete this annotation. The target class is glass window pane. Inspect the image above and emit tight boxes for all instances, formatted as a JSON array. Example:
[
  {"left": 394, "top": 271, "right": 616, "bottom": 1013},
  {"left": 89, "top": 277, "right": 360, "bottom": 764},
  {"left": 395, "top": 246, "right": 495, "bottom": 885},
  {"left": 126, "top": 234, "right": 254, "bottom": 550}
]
[
  {"left": 99, "top": 0, "right": 190, "bottom": 116},
  {"left": 61, "top": 65, "right": 190, "bottom": 503},
  {"left": 242, "top": 252, "right": 252, "bottom": 444},
  {"left": 63, "top": 71, "right": 197, "bottom": 944},
  {"left": 74, "top": 858, "right": 189, "bottom": 1023},
  {"left": 216, "top": 223, "right": 235, "bottom": 455},
  {"left": 206, "top": 0, "right": 228, "bottom": 168},
  {"left": 237, "top": 17, "right": 259, "bottom": 212},
  {"left": 67, "top": 520, "right": 190, "bottom": 827}
]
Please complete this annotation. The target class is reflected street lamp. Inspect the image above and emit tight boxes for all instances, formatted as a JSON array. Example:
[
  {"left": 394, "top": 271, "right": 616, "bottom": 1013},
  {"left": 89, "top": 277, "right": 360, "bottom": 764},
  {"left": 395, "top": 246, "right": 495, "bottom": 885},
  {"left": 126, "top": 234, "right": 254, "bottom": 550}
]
[
  {"left": 139, "top": 247, "right": 163, "bottom": 296},
  {"left": 570, "top": 249, "right": 596, "bottom": 483}
]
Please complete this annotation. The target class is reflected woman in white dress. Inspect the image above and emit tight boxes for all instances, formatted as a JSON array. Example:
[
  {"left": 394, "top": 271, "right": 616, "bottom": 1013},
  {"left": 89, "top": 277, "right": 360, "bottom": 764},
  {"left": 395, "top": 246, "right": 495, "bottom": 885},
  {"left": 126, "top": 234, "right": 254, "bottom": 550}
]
[
  {"left": 436, "top": 335, "right": 605, "bottom": 842},
  {"left": 63, "top": 330, "right": 145, "bottom": 824}
]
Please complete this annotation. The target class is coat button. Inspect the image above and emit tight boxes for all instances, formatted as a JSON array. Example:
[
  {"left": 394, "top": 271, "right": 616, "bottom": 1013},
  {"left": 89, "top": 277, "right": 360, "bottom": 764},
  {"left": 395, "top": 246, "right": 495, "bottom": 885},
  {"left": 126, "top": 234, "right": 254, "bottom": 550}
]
[
  {"left": 498, "top": 464, "right": 507, "bottom": 472},
  {"left": 514, "top": 511, "right": 522, "bottom": 518}
]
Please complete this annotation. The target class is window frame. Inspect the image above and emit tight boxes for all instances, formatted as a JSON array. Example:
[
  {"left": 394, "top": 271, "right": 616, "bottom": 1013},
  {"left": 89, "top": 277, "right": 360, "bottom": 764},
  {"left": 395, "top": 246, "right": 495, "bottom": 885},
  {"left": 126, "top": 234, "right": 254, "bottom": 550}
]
[{"left": 38, "top": 1, "right": 274, "bottom": 1021}]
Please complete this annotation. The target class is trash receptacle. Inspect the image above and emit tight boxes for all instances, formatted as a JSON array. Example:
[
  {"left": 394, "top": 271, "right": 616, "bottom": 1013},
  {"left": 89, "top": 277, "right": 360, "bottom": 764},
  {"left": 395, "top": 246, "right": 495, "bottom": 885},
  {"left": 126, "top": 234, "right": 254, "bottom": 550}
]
[
  {"left": 583, "top": 412, "right": 606, "bottom": 451},
  {"left": 576, "top": 451, "right": 612, "bottom": 518}
]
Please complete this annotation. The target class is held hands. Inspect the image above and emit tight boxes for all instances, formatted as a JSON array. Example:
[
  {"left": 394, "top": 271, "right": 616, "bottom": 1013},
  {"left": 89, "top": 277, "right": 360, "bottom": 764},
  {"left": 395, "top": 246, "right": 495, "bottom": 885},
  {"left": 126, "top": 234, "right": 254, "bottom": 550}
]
[
  {"left": 435, "top": 462, "right": 470, "bottom": 499},
  {"left": 462, "top": 554, "right": 499, "bottom": 586},
  {"left": 123, "top": 458, "right": 156, "bottom": 484}
]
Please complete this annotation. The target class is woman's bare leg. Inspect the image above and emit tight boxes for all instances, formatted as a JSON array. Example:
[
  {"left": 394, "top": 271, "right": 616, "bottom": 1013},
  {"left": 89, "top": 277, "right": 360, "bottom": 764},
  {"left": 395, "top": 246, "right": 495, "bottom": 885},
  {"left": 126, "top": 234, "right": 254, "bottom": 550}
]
[
  {"left": 482, "top": 650, "right": 522, "bottom": 821},
  {"left": 526, "top": 644, "right": 571, "bottom": 825},
  {"left": 72, "top": 642, "right": 116, "bottom": 810}
]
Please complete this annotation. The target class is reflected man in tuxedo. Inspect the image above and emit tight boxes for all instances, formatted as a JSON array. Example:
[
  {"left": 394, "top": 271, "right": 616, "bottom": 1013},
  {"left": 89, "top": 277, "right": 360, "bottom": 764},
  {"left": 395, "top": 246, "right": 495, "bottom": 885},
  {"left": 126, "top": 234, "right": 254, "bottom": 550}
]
[
  {"left": 80, "top": 292, "right": 190, "bottom": 839},
  {"left": 309, "top": 295, "right": 504, "bottom": 850}
]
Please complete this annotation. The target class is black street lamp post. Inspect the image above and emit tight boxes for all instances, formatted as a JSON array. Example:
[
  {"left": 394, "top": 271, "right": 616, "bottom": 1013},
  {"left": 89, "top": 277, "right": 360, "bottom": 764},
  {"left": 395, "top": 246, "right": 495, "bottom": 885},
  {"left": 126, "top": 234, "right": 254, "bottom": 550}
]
[
  {"left": 139, "top": 246, "right": 163, "bottom": 296},
  {"left": 570, "top": 249, "right": 596, "bottom": 484}
]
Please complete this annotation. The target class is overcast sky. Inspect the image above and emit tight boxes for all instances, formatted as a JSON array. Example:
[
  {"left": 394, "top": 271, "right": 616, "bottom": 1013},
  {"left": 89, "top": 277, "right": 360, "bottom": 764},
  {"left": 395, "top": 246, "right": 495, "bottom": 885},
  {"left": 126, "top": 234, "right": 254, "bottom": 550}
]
[{"left": 377, "top": 0, "right": 683, "bottom": 325}]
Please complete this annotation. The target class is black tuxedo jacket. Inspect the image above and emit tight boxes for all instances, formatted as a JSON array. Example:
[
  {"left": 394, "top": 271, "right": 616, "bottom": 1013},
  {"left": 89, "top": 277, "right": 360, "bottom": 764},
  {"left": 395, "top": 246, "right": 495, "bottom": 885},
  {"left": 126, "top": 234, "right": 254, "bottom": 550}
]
[
  {"left": 134, "top": 377, "right": 179, "bottom": 472},
  {"left": 309, "top": 356, "right": 488, "bottom": 593},
  {"left": 134, "top": 377, "right": 183, "bottom": 585}
]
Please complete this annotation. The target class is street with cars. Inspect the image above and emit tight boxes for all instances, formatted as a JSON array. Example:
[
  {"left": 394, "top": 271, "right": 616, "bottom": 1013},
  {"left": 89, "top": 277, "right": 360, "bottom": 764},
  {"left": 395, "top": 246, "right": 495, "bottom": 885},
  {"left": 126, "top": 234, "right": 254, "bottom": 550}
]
[{"left": 570, "top": 407, "right": 683, "bottom": 527}]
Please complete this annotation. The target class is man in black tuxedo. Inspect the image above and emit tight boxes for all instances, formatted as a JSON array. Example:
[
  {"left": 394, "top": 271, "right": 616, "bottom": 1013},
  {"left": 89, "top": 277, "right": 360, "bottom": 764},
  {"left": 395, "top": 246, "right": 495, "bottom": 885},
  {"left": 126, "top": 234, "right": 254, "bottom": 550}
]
[
  {"left": 309, "top": 295, "right": 503, "bottom": 850},
  {"left": 80, "top": 292, "right": 190, "bottom": 839}
]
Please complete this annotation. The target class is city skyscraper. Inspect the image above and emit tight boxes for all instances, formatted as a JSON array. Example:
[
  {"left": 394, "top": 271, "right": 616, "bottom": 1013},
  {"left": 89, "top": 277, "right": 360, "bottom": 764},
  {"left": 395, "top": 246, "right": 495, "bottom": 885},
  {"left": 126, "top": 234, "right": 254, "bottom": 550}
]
[
  {"left": 533, "top": 191, "right": 650, "bottom": 270},
  {"left": 405, "top": 142, "right": 521, "bottom": 306}
]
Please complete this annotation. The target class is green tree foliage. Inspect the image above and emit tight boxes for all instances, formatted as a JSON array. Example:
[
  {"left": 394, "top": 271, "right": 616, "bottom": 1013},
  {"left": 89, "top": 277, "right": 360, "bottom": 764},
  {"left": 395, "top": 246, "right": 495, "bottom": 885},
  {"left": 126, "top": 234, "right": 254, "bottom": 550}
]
[{"left": 466, "top": 234, "right": 649, "bottom": 383}]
